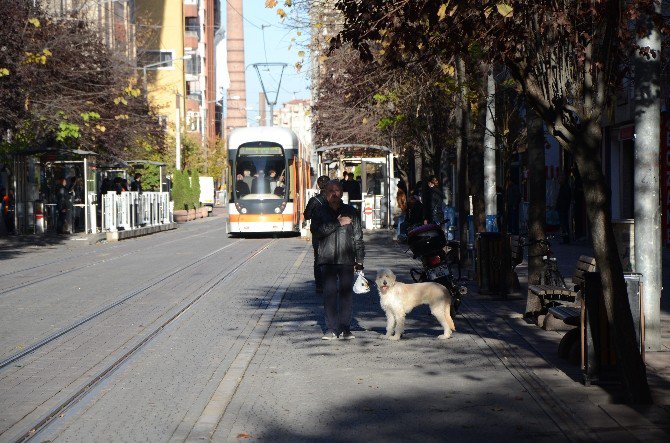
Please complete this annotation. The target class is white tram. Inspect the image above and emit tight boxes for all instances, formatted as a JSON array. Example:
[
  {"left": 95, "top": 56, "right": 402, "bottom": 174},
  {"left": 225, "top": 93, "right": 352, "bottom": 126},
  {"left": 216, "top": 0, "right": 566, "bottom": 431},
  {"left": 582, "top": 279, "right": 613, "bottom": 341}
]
[{"left": 227, "top": 127, "right": 310, "bottom": 234}]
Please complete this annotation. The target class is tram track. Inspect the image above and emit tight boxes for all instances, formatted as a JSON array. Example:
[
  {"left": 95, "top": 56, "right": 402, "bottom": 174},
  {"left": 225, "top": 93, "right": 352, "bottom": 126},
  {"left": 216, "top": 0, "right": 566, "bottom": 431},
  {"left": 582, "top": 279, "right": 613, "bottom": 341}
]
[
  {"left": 0, "top": 224, "right": 228, "bottom": 296},
  {"left": 0, "top": 235, "right": 244, "bottom": 371},
  {"left": 8, "top": 238, "right": 277, "bottom": 442}
]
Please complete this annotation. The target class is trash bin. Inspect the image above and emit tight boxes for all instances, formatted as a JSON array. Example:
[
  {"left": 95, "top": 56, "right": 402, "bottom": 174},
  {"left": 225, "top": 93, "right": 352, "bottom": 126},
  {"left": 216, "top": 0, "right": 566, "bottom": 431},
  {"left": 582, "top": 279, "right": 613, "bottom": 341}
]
[
  {"left": 582, "top": 272, "right": 644, "bottom": 385},
  {"left": 475, "top": 232, "right": 510, "bottom": 296}
]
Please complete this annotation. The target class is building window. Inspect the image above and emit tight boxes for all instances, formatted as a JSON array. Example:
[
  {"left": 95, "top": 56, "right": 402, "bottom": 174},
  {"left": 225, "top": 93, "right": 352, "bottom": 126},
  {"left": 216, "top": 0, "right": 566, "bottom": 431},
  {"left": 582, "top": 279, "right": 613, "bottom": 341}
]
[
  {"left": 185, "top": 55, "right": 201, "bottom": 76},
  {"left": 186, "top": 112, "right": 201, "bottom": 132},
  {"left": 139, "top": 50, "right": 174, "bottom": 69},
  {"left": 187, "top": 80, "right": 202, "bottom": 102},
  {"left": 185, "top": 17, "right": 200, "bottom": 40}
]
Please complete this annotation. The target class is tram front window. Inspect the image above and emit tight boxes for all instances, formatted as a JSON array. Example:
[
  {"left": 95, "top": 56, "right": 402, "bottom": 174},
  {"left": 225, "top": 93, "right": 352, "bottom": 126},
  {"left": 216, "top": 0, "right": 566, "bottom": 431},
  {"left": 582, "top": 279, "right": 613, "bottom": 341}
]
[{"left": 235, "top": 145, "right": 286, "bottom": 201}]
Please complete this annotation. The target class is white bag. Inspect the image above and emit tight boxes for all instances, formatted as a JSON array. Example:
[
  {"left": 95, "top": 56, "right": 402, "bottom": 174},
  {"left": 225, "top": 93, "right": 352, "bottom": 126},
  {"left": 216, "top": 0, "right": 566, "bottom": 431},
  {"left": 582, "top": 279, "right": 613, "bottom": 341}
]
[{"left": 353, "top": 270, "right": 371, "bottom": 294}]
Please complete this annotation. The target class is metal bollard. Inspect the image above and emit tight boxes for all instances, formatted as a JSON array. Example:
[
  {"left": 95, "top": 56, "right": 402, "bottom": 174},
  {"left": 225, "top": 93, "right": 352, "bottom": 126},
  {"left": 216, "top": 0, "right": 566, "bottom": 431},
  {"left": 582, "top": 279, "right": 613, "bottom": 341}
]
[{"left": 34, "top": 200, "right": 45, "bottom": 234}]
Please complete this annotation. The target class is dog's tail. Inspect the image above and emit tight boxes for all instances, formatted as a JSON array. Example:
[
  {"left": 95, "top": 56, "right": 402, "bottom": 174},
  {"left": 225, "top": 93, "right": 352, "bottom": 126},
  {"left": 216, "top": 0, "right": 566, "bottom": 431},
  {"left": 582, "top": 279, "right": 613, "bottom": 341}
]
[{"left": 445, "top": 304, "right": 456, "bottom": 331}]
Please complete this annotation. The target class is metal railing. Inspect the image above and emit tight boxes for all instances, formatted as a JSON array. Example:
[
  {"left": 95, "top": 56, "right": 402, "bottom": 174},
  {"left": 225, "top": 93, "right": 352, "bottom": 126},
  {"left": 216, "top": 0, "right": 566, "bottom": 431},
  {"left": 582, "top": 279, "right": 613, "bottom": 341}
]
[{"left": 102, "top": 192, "right": 172, "bottom": 232}]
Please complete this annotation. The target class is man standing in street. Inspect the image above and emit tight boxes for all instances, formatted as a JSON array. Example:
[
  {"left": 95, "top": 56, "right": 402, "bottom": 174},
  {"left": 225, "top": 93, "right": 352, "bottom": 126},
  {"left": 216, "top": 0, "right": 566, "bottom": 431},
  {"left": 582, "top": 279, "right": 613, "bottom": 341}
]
[
  {"left": 311, "top": 180, "right": 365, "bottom": 340},
  {"left": 56, "top": 177, "right": 70, "bottom": 234},
  {"left": 303, "top": 175, "right": 331, "bottom": 293},
  {"left": 130, "top": 173, "right": 143, "bottom": 194}
]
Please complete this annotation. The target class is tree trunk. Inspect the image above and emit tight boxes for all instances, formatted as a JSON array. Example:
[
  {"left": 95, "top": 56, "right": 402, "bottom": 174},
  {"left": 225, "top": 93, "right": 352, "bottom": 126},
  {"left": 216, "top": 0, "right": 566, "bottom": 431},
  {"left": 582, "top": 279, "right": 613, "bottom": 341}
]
[
  {"left": 573, "top": 121, "right": 652, "bottom": 404},
  {"left": 633, "top": 4, "right": 662, "bottom": 351},
  {"left": 525, "top": 105, "right": 547, "bottom": 315},
  {"left": 456, "top": 57, "right": 470, "bottom": 267},
  {"left": 470, "top": 79, "right": 486, "bottom": 236}
]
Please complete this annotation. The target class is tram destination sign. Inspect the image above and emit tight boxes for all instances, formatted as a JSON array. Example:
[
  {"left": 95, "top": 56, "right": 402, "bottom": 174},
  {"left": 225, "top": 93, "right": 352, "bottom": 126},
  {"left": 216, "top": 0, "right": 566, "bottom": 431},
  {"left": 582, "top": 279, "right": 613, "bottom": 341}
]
[{"left": 238, "top": 146, "right": 283, "bottom": 156}]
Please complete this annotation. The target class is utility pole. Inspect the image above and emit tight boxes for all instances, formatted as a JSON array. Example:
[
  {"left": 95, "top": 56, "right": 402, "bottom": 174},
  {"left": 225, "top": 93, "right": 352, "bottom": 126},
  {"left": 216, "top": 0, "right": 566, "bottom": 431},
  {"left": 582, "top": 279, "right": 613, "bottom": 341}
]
[{"left": 175, "top": 92, "right": 182, "bottom": 170}]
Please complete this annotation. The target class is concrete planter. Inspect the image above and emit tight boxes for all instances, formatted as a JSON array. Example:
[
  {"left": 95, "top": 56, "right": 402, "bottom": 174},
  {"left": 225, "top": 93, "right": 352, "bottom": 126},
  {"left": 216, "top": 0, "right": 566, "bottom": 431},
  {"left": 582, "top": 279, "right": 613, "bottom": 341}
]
[
  {"left": 174, "top": 209, "right": 188, "bottom": 223},
  {"left": 187, "top": 209, "right": 196, "bottom": 221}
]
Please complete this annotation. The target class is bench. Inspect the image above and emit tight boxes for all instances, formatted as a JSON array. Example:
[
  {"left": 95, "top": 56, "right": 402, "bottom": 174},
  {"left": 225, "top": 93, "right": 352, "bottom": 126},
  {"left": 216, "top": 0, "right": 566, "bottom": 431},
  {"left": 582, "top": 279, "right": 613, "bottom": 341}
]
[
  {"left": 528, "top": 255, "right": 597, "bottom": 309},
  {"left": 509, "top": 235, "right": 524, "bottom": 291}
]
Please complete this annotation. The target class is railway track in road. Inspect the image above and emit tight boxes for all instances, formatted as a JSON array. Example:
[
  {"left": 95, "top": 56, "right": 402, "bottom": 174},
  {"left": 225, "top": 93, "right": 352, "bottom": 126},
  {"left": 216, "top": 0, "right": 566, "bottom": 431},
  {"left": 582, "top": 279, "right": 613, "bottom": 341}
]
[
  {"left": 7, "top": 238, "right": 277, "bottom": 442},
  {"left": 0, "top": 225, "right": 228, "bottom": 296},
  {"left": 0, "top": 235, "right": 245, "bottom": 371}
]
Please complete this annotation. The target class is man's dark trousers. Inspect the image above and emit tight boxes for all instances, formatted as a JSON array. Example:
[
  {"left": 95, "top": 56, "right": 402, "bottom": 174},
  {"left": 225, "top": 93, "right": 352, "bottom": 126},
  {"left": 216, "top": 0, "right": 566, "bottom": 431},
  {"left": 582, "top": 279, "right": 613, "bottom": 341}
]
[
  {"left": 321, "top": 264, "right": 355, "bottom": 334},
  {"left": 312, "top": 238, "right": 322, "bottom": 289}
]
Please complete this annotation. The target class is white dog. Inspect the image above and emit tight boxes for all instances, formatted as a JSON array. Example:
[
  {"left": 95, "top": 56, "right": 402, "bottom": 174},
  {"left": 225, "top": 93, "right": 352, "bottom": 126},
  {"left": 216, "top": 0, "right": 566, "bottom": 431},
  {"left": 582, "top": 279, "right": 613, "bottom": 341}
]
[{"left": 375, "top": 268, "right": 456, "bottom": 340}]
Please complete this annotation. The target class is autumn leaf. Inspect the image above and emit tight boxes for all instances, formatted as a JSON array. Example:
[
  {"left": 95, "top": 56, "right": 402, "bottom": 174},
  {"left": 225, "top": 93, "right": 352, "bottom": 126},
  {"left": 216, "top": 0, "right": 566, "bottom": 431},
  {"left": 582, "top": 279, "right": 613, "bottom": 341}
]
[
  {"left": 284, "top": 0, "right": 293, "bottom": 6},
  {"left": 27, "top": 18, "right": 40, "bottom": 27},
  {"left": 237, "top": 433, "right": 252, "bottom": 439},
  {"left": 277, "top": 8, "right": 287, "bottom": 18},
  {"left": 0, "top": 68, "right": 9, "bottom": 77},
  {"left": 437, "top": 4, "right": 448, "bottom": 21},
  {"left": 496, "top": 3, "right": 513, "bottom": 18},
  {"left": 265, "top": 0, "right": 277, "bottom": 8},
  {"left": 297, "top": 50, "right": 305, "bottom": 57}
]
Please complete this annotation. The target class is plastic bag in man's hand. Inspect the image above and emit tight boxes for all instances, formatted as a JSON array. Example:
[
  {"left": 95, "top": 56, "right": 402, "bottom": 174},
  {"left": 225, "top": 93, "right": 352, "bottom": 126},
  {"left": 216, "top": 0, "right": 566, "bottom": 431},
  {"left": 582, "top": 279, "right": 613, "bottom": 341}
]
[{"left": 353, "top": 270, "right": 370, "bottom": 294}]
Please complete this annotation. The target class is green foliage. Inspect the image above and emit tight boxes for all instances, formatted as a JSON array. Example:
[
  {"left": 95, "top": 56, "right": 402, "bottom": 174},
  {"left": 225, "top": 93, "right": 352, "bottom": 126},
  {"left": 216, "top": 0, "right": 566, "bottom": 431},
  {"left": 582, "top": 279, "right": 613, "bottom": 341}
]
[
  {"left": 206, "top": 137, "right": 228, "bottom": 184},
  {"left": 171, "top": 169, "right": 202, "bottom": 210},
  {"left": 55, "top": 121, "right": 80, "bottom": 142},
  {"left": 171, "top": 170, "right": 189, "bottom": 211}
]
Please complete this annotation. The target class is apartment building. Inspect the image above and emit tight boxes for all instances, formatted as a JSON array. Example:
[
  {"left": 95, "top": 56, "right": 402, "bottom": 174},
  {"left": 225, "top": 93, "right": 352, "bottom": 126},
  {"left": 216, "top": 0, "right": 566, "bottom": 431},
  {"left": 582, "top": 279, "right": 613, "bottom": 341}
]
[{"left": 135, "top": 0, "right": 219, "bottom": 147}]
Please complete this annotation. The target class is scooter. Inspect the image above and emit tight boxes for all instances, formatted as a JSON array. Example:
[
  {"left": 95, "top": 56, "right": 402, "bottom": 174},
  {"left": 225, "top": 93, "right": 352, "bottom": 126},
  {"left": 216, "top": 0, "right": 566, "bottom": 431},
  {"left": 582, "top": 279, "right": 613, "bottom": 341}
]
[{"left": 406, "top": 223, "right": 467, "bottom": 314}]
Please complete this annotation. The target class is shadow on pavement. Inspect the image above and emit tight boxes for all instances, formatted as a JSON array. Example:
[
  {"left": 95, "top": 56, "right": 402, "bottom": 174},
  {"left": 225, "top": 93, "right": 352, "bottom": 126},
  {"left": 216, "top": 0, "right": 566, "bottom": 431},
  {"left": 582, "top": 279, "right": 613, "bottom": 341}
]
[{"left": 0, "top": 234, "right": 69, "bottom": 260}]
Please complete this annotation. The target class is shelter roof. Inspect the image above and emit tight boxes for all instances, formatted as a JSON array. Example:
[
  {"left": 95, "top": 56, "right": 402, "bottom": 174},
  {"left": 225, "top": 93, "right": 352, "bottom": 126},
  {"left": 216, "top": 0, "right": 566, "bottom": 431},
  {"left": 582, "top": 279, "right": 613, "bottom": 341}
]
[
  {"left": 127, "top": 160, "right": 167, "bottom": 166},
  {"left": 316, "top": 144, "right": 391, "bottom": 160},
  {"left": 11, "top": 147, "right": 97, "bottom": 158}
]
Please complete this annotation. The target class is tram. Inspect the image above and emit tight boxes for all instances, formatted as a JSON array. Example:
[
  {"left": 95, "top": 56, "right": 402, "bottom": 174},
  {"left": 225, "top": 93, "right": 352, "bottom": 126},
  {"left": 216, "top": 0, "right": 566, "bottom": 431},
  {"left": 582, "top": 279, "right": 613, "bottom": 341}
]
[{"left": 227, "top": 126, "right": 310, "bottom": 234}]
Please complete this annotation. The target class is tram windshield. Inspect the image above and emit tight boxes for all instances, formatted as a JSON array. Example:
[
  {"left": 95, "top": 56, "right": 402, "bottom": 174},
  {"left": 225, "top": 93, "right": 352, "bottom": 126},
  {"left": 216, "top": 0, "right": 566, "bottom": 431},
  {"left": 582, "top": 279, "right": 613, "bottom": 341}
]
[{"left": 234, "top": 145, "right": 287, "bottom": 201}]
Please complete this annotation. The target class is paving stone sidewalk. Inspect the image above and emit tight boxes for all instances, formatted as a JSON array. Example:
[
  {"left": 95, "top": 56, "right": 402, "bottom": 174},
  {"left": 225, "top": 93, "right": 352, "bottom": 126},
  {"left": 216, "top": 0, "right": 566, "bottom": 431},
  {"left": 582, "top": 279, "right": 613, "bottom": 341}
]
[{"left": 212, "top": 231, "right": 670, "bottom": 441}]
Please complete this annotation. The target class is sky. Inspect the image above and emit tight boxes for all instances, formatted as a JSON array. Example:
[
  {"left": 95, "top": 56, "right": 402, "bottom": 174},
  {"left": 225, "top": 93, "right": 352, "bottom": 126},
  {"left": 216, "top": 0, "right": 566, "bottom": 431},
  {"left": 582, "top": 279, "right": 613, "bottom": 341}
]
[{"left": 222, "top": 1, "right": 311, "bottom": 126}]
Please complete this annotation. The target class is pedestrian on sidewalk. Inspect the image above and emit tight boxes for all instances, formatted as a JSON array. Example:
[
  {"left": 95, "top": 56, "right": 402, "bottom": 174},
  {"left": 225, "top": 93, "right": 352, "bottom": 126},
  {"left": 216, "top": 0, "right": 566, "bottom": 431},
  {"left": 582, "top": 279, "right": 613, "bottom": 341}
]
[
  {"left": 303, "top": 175, "right": 330, "bottom": 292},
  {"left": 422, "top": 175, "right": 445, "bottom": 225},
  {"left": 311, "top": 180, "right": 365, "bottom": 340}
]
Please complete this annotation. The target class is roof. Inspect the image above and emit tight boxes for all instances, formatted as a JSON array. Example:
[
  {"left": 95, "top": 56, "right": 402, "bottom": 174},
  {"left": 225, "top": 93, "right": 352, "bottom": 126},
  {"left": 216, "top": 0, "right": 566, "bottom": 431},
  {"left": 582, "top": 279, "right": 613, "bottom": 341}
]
[{"left": 316, "top": 144, "right": 392, "bottom": 160}]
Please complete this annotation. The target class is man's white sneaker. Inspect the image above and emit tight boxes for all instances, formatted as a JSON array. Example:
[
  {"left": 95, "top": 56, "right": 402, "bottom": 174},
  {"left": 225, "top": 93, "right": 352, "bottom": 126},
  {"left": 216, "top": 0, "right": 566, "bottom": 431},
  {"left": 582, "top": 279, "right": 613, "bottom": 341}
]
[
  {"left": 321, "top": 331, "right": 338, "bottom": 340},
  {"left": 340, "top": 331, "right": 355, "bottom": 340}
]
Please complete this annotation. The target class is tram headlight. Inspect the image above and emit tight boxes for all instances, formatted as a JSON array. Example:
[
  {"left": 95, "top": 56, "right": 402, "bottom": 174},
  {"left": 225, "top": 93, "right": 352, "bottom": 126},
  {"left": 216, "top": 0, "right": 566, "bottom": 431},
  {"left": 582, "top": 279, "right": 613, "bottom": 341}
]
[
  {"left": 274, "top": 202, "right": 287, "bottom": 214},
  {"left": 241, "top": 207, "right": 247, "bottom": 214}
]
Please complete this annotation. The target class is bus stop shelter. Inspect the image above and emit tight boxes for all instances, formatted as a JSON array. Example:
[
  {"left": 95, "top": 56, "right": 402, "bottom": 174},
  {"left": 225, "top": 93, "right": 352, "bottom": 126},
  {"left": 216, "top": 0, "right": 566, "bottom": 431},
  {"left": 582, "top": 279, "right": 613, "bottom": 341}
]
[
  {"left": 11, "top": 147, "right": 97, "bottom": 234},
  {"left": 315, "top": 144, "right": 396, "bottom": 230}
]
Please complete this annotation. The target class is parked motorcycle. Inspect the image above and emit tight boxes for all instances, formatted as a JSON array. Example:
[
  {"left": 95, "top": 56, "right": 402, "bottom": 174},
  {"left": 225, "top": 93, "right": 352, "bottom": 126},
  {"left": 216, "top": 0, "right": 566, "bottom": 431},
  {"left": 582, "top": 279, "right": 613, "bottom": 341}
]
[{"left": 406, "top": 223, "right": 467, "bottom": 315}]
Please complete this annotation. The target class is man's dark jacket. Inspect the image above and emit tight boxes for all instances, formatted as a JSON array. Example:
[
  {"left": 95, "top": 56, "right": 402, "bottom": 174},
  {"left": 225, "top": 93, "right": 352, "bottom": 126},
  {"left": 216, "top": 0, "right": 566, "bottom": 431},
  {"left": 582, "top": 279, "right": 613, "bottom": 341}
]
[
  {"left": 312, "top": 202, "right": 365, "bottom": 265},
  {"left": 303, "top": 192, "right": 326, "bottom": 228}
]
